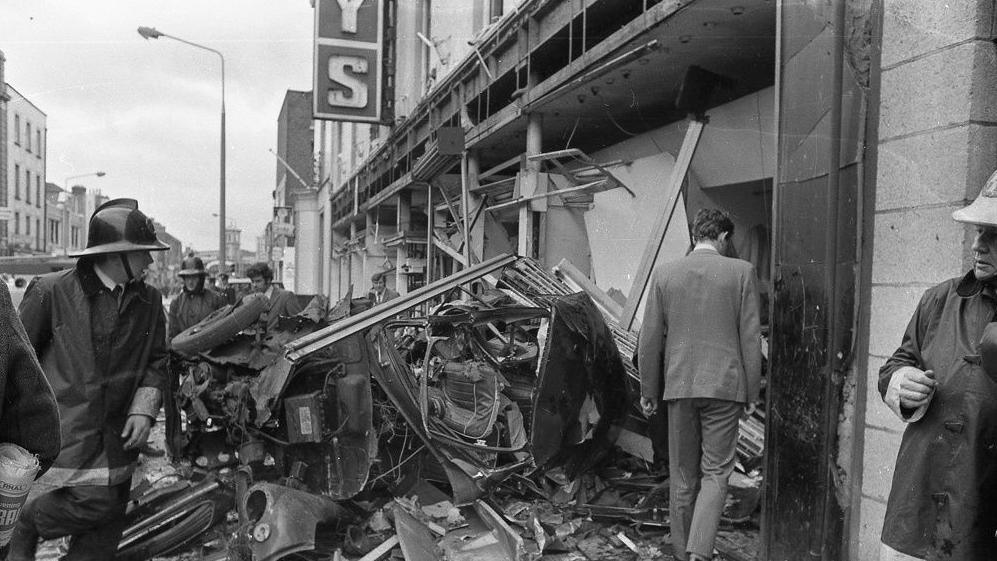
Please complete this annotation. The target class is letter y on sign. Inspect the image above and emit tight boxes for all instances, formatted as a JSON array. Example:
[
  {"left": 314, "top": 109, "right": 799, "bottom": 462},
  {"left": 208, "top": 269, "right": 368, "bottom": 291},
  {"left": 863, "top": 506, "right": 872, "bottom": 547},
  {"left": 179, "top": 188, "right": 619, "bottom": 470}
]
[{"left": 337, "top": 0, "right": 364, "bottom": 33}]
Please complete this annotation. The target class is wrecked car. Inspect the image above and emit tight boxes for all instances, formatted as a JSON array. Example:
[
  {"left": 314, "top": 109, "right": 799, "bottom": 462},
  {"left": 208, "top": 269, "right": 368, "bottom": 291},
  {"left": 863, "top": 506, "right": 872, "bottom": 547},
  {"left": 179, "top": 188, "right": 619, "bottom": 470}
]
[{"left": 123, "top": 254, "right": 629, "bottom": 560}]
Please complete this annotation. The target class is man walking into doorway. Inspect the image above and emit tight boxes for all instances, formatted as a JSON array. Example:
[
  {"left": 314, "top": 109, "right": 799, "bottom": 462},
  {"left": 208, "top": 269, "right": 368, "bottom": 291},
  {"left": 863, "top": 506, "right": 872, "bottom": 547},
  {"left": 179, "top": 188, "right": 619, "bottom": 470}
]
[{"left": 637, "top": 207, "right": 762, "bottom": 561}]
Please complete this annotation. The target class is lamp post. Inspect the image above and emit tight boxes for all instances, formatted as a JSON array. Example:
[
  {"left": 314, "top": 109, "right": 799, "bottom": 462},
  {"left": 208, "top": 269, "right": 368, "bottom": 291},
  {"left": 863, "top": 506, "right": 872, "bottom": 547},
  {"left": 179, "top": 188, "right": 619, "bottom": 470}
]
[
  {"left": 61, "top": 171, "right": 106, "bottom": 255},
  {"left": 138, "top": 25, "right": 226, "bottom": 274}
]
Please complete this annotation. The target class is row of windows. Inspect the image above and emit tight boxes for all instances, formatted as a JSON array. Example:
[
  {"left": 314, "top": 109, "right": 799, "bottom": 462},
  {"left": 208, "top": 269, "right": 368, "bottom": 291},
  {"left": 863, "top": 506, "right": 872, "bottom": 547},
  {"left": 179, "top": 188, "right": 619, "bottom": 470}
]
[
  {"left": 9, "top": 213, "right": 42, "bottom": 249},
  {"left": 46, "top": 220, "right": 82, "bottom": 248},
  {"left": 9, "top": 165, "right": 44, "bottom": 208},
  {"left": 12, "top": 113, "right": 44, "bottom": 158}
]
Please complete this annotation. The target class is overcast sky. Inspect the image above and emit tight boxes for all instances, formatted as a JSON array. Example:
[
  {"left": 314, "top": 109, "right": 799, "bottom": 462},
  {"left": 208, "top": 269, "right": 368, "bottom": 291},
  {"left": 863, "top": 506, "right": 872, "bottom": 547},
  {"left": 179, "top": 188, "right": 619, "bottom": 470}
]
[{"left": 2, "top": 0, "right": 315, "bottom": 253}]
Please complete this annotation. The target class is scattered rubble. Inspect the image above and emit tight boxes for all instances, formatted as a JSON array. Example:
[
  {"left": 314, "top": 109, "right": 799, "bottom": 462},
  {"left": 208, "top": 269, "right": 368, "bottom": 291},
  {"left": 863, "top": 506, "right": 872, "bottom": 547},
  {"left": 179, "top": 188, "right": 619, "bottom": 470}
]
[{"left": 109, "top": 256, "right": 763, "bottom": 560}]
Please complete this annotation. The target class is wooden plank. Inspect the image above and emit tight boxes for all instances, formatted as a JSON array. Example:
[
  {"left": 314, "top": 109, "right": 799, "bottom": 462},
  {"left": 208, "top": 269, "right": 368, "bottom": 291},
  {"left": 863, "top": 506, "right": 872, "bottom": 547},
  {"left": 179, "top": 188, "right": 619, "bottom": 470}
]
[{"left": 620, "top": 118, "right": 705, "bottom": 330}]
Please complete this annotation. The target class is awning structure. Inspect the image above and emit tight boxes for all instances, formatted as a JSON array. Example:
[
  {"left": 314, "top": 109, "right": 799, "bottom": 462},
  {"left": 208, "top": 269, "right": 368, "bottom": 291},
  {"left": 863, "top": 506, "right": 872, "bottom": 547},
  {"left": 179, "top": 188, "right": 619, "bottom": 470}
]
[{"left": 328, "top": 0, "right": 776, "bottom": 232}]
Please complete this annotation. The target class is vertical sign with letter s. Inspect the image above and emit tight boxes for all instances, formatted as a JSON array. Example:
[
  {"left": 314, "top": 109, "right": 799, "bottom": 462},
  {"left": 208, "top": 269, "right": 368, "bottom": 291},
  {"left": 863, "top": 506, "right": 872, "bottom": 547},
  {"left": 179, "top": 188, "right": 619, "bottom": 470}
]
[{"left": 313, "top": 0, "right": 391, "bottom": 123}]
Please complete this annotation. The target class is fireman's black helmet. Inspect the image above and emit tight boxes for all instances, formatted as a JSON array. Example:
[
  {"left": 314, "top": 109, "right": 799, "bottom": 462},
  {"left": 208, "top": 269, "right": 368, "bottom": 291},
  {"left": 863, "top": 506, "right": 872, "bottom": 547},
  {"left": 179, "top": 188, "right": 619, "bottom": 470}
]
[
  {"left": 178, "top": 256, "right": 207, "bottom": 277},
  {"left": 70, "top": 198, "right": 169, "bottom": 257}
]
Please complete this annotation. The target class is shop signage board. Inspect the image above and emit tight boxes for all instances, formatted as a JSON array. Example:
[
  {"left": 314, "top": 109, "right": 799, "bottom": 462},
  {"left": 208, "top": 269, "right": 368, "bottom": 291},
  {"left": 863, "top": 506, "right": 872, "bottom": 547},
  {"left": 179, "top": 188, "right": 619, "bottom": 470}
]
[
  {"left": 313, "top": 0, "right": 392, "bottom": 123},
  {"left": 273, "top": 222, "right": 295, "bottom": 237}
]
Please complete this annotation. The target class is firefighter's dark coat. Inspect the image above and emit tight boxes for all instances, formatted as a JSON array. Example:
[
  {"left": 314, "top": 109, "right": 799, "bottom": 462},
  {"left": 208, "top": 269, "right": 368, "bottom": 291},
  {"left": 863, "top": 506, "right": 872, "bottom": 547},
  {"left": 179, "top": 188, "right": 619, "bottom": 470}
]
[
  {"left": 879, "top": 271, "right": 997, "bottom": 560},
  {"left": 168, "top": 285, "right": 227, "bottom": 340},
  {"left": 19, "top": 260, "right": 166, "bottom": 487}
]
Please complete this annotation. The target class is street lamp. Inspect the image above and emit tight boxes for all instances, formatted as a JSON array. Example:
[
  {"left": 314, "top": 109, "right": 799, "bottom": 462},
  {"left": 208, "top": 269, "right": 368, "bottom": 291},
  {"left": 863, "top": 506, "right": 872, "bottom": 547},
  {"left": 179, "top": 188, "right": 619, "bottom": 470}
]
[
  {"left": 138, "top": 25, "right": 227, "bottom": 274},
  {"left": 60, "top": 171, "right": 106, "bottom": 255}
]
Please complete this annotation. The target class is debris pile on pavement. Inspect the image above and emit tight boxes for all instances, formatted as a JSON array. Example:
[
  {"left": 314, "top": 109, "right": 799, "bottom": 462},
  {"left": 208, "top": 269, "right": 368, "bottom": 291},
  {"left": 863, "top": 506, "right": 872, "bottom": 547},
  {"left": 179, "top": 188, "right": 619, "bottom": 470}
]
[
  {"left": 105, "top": 256, "right": 765, "bottom": 560},
  {"left": 125, "top": 442, "right": 760, "bottom": 561}
]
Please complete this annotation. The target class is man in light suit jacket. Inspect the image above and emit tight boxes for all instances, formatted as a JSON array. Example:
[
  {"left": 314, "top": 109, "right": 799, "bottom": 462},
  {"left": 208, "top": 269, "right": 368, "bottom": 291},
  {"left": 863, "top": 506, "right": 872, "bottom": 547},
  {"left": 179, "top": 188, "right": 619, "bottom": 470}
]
[
  {"left": 637, "top": 208, "right": 762, "bottom": 561},
  {"left": 245, "top": 262, "right": 303, "bottom": 332}
]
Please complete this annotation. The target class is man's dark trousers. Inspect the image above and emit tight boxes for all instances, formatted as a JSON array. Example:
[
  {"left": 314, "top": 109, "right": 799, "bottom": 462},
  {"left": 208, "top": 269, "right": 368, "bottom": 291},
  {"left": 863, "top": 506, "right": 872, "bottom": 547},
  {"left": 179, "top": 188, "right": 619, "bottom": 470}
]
[
  {"left": 9, "top": 483, "right": 130, "bottom": 561},
  {"left": 667, "top": 398, "right": 741, "bottom": 560}
]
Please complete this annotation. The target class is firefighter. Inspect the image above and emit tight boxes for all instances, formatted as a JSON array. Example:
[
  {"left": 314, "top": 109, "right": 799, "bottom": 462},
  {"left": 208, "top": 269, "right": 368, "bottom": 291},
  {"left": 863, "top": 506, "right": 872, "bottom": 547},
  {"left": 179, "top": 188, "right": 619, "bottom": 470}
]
[
  {"left": 10, "top": 199, "right": 169, "bottom": 560},
  {"left": 879, "top": 169, "right": 997, "bottom": 560},
  {"left": 167, "top": 255, "right": 227, "bottom": 340}
]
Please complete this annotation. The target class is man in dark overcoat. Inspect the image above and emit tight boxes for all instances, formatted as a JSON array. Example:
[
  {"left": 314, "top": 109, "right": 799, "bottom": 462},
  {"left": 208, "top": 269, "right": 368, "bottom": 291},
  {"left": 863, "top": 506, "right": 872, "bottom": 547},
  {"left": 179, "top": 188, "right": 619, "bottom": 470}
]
[
  {"left": 9, "top": 199, "right": 169, "bottom": 560},
  {"left": 879, "top": 170, "right": 997, "bottom": 560}
]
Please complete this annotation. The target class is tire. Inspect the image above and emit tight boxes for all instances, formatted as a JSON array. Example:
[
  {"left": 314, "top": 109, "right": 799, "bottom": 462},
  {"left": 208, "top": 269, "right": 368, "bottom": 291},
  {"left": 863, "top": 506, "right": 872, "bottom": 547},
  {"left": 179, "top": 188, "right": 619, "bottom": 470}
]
[
  {"left": 115, "top": 500, "right": 215, "bottom": 561},
  {"left": 171, "top": 293, "right": 268, "bottom": 356}
]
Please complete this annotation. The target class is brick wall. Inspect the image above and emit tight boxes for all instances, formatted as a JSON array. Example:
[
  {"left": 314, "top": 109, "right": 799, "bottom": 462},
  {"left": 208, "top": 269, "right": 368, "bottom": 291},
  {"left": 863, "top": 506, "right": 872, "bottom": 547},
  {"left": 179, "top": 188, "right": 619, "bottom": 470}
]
[{"left": 859, "top": 1, "right": 997, "bottom": 558}]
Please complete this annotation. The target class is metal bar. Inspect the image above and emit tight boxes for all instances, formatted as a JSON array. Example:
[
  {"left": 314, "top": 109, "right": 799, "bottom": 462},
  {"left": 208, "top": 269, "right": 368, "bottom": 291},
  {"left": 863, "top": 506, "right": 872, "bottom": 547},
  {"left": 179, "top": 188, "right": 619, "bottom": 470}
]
[
  {"left": 479, "top": 154, "right": 522, "bottom": 180},
  {"left": 433, "top": 235, "right": 467, "bottom": 265},
  {"left": 620, "top": 117, "right": 705, "bottom": 329},
  {"left": 554, "top": 258, "right": 623, "bottom": 320},
  {"left": 471, "top": 175, "right": 517, "bottom": 194},
  {"left": 425, "top": 183, "right": 435, "bottom": 284},
  {"left": 527, "top": 148, "right": 587, "bottom": 163},
  {"left": 486, "top": 179, "right": 606, "bottom": 212},
  {"left": 121, "top": 479, "right": 220, "bottom": 540},
  {"left": 286, "top": 254, "right": 517, "bottom": 360},
  {"left": 434, "top": 181, "right": 462, "bottom": 225},
  {"left": 461, "top": 152, "right": 471, "bottom": 266}
]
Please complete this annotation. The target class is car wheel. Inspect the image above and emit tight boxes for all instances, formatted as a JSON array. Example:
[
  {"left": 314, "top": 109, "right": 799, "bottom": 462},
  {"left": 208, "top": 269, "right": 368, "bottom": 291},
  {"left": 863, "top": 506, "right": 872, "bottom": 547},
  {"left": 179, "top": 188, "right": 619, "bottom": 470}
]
[
  {"left": 115, "top": 500, "right": 215, "bottom": 561},
  {"left": 171, "top": 293, "right": 268, "bottom": 356}
]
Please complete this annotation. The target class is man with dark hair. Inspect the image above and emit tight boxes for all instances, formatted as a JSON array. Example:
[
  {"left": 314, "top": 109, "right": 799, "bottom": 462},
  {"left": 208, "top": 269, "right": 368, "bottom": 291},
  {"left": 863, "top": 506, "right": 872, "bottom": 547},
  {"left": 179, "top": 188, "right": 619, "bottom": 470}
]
[
  {"left": 367, "top": 271, "right": 399, "bottom": 305},
  {"left": 11, "top": 198, "right": 169, "bottom": 560},
  {"left": 637, "top": 207, "right": 762, "bottom": 561},
  {"left": 245, "top": 262, "right": 302, "bottom": 332},
  {"left": 168, "top": 255, "right": 227, "bottom": 340}
]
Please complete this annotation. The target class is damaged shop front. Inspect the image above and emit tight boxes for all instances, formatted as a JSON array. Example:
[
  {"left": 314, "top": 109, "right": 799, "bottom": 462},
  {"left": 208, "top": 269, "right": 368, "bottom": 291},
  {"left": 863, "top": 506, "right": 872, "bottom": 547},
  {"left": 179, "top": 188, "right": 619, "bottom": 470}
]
[
  {"left": 119, "top": 255, "right": 762, "bottom": 560},
  {"left": 316, "top": 0, "right": 780, "bottom": 557},
  {"left": 312, "top": 0, "right": 881, "bottom": 558}
]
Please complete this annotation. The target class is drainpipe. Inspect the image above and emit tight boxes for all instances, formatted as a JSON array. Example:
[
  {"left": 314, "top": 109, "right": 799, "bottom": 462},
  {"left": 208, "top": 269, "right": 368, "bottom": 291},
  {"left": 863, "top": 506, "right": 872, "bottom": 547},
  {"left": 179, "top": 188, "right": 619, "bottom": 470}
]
[{"left": 817, "top": 0, "right": 847, "bottom": 558}]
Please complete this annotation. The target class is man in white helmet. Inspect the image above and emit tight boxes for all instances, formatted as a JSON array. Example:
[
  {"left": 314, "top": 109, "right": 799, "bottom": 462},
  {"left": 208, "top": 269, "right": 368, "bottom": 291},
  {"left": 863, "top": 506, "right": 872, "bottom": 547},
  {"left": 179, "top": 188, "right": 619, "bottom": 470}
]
[{"left": 878, "top": 171, "right": 997, "bottom": 560}]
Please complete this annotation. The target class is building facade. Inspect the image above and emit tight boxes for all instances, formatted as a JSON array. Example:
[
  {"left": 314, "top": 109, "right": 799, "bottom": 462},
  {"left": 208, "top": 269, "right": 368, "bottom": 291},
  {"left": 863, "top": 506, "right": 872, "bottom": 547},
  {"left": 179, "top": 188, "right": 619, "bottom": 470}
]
[
  {"left": 4, "top": 84, "right": 47, "bottom": 255},
  {"left": 269, "top": 90, "right": 315, "bottom": 291},
  {"left": 44, "top": 182, "right": 89, "bottom": 255},
  {"left": 280, "top": 1, "right": 997, "bottom": 559}
]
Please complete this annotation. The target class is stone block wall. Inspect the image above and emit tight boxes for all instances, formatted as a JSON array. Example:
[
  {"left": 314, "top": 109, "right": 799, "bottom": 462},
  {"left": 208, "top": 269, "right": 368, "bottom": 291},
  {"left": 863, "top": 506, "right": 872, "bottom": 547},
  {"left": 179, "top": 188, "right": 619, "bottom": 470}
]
[{"left": 859, "top": 1, "right": 997, "bottom": 558}]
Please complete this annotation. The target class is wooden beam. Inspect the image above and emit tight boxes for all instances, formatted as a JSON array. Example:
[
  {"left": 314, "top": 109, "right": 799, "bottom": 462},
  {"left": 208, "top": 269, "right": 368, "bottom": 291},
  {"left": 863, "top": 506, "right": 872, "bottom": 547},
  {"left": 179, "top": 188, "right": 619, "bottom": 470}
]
[{"left": 620, "top": 117, "right": 706, "bottom": 330}]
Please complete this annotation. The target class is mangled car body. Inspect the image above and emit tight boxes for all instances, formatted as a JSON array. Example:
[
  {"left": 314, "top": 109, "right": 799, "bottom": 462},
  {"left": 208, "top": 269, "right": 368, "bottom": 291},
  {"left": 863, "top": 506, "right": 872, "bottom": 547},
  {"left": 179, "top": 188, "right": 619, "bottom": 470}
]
[{"left": 154, "top": 255, "right": 628, "bottom": 560}]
